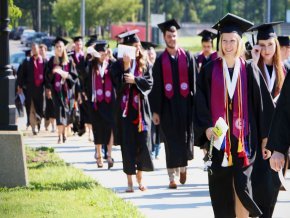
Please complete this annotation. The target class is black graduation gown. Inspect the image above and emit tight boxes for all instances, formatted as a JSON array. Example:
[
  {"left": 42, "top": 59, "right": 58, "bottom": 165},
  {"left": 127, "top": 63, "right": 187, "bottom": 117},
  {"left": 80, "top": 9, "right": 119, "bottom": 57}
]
[
  {"left": 111, "top": 60, "right": 154, "bottom": 175},
  {"left": 194, "top": 58, "right": 264, "bottom": 218},
  {"left": 45, "top": 56, "right": 78, "bottom": 126},
  {"left": 83, "top": 60, "right": 116, "bottom": 145},
  {"left": 150, "top": 50, "right": 195, "bottom": 169},
  {"left": 17, "top": 57, "right": 46, "bottom": 121},
  {"left": 195, "top": 52, "right": 217, "bottom": 73},
  {"left": 251, "top": 64, "right": 289, "bottom": 218},
  {"left": 267, "top": 71, "right": 290, "bottom": 152}
]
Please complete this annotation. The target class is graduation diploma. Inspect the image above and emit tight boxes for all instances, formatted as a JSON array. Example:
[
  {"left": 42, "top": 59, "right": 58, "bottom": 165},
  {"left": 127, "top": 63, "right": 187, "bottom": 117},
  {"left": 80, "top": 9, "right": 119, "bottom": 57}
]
[
  {"left": 117, "top": 44, "right": 136, "bottom": 60},
  {"left": 213, "top": 117, "right": 229, "bottom": 150}
]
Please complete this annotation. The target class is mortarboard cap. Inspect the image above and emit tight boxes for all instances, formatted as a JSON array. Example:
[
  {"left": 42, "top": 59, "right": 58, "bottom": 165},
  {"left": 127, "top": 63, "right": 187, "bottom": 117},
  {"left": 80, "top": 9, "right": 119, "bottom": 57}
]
[
  {"left": 119, "top": 29, "right": 140, "bottom": 45},
  {"left": 141, "top": 41, "right": 158, "bottom": 50},
  {"left": 248, "top": 21, "right": 283, "bottom": 41},
  {"left": 85, "top": 38, "right": 98, "bottom": 47},
  {"left": 277, "top": 35, "right": 290, "bottom": 47},
  {"left": 157, "top": 19, "right": 180, "bottom": 33},
  {"left": 53, "top": 36, "right": 69, "bottom": 46},
  {"left": 72, "top": 36, "right": 83, "bottom": 42},
  {"left": 212, "top": 13, "right": 253, "bottom": 37},
  {"left": 89, "top": 34, "right": 98, "bottom": 39},
  {"left": 94, "top": 40, "right": 108, "bottom": 52},
  {"left": 198, "top": 29, "right": 217, "bottom": 41},
  {"left": 23, "top": 49, "right": 31, "bottom": 56}
]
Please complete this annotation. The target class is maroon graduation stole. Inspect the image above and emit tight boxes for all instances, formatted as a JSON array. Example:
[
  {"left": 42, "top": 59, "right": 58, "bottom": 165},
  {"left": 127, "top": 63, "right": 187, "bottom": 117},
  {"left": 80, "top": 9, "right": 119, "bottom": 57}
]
[
  {"left": 121, "top": 62, "right": 146, "bottom": 132},
  {"left": 92, "top": 62, "right": 112, "bottom": 110},
  {"left": 197, "top": 51, "right": 218, "bottom": 70},
  {"left": 33, "top": 55, "right": 44, "bottom": 87},
  {"left": 161, "top": 48, "right": 189, "bottom": 99},
  {"left": 73, "top": 51, "right": 84, "bottom": 64},
  {"left": 54, "top": 63, "right": 69, "bottom": 93},
  {"left": 211, "top": 57, "right": 249, "bottom": 167}
]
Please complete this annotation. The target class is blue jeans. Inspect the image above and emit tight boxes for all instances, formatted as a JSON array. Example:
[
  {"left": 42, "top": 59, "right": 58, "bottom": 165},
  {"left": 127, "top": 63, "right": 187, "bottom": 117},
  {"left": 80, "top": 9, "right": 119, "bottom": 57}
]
[{"left": 152, "top": 143, "right": 161, "bottom": 158}]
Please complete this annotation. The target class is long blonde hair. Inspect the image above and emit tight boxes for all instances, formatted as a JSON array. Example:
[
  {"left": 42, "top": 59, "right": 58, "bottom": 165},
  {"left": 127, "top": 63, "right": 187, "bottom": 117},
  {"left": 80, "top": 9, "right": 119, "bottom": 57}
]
[
  {"left": 258, "top": 37, "right": 284, "bottom": 97},
  {"left": 218, "top": 33, "right": 245, "bottom": 59},
  {"left": 53, "top": 44, "right": 69, "bottom": 66}
]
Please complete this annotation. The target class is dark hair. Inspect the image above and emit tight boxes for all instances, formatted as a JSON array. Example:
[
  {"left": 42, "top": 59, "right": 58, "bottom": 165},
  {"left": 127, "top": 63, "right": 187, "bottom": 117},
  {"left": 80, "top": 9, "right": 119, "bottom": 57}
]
[{"left": 163, "top": 26, "right": 177, "bottom": 36}]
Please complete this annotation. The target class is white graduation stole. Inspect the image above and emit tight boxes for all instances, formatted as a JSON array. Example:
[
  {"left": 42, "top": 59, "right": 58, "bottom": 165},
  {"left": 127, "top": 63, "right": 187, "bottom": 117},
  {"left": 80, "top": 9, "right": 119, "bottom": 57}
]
[
  {"left": 263, "top": 64, "right": 276, "bottom": 93},
  {"left": 223, "top": 58, "right": 241, "bottom": 101}
]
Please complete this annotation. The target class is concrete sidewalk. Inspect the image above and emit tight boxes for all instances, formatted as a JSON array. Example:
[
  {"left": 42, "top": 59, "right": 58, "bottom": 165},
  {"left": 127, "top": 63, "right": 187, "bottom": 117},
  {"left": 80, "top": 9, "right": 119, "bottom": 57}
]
[{"left": 19, "top": 116, "right": 289, "bottom": 218}]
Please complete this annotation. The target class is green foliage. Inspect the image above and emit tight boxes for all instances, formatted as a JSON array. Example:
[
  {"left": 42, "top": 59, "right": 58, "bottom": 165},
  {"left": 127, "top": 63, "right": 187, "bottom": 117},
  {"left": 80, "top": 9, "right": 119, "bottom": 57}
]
[
  {"left": 0, "top": 147, "right": 144, "bottom": 218},
  {"left": 8, "top": 0, "right": 22, "bottom": 28}
]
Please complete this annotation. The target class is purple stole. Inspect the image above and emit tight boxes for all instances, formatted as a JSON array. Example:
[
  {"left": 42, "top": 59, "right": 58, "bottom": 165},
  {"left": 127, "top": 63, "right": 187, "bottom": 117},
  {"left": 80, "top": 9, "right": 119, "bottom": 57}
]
[
  {"left": 161, "top": 48, "right": 189, "bottom": 99},
  {"left": 121, "top": 62, "right": 146, "bottom": 132},
  {"left": 92, "top": 62, "right": 112, "bottom": 110},
  {"left": 33, "top": 55, "right": 44, "bottom": 87},
  {"left": 211, "top": 57, "right": 249, "bottom": 167},
  {"left": 54, "top": 63, "right": 69, "bottom": 93}
]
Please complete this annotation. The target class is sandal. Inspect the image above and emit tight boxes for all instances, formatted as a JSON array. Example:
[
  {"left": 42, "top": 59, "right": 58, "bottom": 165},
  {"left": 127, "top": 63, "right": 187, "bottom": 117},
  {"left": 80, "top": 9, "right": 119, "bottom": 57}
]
[
  {"left": 138, "top": 185, "right": 147, "bottom": 191},
  {"left": 96, "top": 157, "right": 103, "bottom": 168},
  {"left": 57, "top": 136, "right": 61, "bottom": 144},
  {"left": 107, "top": 156, "right": 114, "bottom": 169},
  {"left": 62, "top": 134, "right": 66, "bottom": 143},
  {"left": 125, "top": 185, "right": 134, "bottom": 193}
]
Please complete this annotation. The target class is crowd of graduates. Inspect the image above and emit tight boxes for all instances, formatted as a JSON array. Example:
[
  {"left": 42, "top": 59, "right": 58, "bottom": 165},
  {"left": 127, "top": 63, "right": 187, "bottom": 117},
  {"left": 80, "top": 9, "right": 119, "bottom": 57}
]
[{"left": 16, "top": 13, "right": 290, "bottom": 218}]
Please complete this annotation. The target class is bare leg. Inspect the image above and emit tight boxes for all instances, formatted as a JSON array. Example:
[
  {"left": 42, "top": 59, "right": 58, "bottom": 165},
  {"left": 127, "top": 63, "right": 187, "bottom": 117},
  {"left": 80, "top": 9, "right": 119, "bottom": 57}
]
[
  {"left": 95, "top": 144, "right": 103, "bottom": 168},
  {"left": 57, "top": 125, "right": 63, "bottom": 143},
  {"left": 234, "top": 181, "right": 249, "bottom": 218},
  {"left": 86, "top": 124, "right": 93, "bottom": 141},
  {"left": 136, "top": 170, "right": 146, "bottom": 191},
  {"left": 107, "top": 131, "right": 114, "bottom": 169},
  {"left": 50, "top": 118, "right": 55, "bottom": 132},
  {"left": 126, "top": 174, "right": 134, "bottom": 192}
]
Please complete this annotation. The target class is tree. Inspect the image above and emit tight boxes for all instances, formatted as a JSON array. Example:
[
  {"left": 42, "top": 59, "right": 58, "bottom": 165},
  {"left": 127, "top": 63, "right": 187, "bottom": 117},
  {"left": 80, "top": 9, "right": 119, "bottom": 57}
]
[{"left": 8, "top": 0, "right": 22, "bottom": 28}]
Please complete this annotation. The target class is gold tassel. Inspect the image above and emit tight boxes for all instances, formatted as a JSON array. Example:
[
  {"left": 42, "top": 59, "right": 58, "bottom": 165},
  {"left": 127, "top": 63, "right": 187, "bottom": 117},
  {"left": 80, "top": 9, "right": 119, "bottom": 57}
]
[
  {"left": 228, "top": 153, "right": 233, "bottom": 166},
  {"left": 237, "top": 139, "right": 243, "bottom": 153}
]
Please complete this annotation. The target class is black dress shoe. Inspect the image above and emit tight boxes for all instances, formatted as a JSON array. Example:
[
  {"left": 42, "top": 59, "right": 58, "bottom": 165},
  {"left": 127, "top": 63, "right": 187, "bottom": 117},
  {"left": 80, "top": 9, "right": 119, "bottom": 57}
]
[{"left": 78, "top": 128, "right": 86, "bottom": 136}]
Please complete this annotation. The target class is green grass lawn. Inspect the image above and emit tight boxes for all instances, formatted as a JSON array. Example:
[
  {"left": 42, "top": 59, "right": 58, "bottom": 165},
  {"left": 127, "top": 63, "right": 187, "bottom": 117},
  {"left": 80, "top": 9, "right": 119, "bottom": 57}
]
[{"left": 0, "top": 147, "right": 143, "bottom": 218}]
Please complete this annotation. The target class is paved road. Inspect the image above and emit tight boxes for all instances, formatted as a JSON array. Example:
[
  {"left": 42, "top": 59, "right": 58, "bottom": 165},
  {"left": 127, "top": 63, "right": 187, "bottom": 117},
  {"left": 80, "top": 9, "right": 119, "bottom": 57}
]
[{"left": 11, "top": 40, "right": 290, "bottom": 217}]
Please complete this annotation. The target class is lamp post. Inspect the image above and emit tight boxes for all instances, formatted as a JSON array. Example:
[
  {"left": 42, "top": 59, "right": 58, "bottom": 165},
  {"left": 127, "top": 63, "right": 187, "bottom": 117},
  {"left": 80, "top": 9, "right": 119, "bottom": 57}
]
[
  {"left": 145, "top": 0, "right": 150, "bottom": 41},
  {"left": 0, "top": 0, "right": 28, "bottom": 188},
  {"left": 0, "top": 0, "right": 17, "bottom": 131}
]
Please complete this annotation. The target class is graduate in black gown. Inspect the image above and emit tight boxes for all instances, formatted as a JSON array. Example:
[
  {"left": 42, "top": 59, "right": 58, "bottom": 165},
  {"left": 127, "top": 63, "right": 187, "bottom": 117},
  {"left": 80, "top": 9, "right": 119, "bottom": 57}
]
[
  {"left": 194, "top": 13, "right": 264, "bottom": 217},
  {"left": 267, "top": 72, "right": 290, "bottom": 171},
  {"left": 45, "top": 37, "right": 78, "bottom": 143},
  {"left": 17, "top": 43, "right": 46, "bottom": 135},
  {"left": 277, "top": 36, "right": 290, "bottom": 64},
  {"left": 249, "top": 22, "right": 288, "bottom": 218},
  {"left": 111, "top": 30, "right": 154, "bottom": 192},
  {"left": 195, "top": 29, "right": 218, "bottom": 73},
  {"left": 150, "top": 19, "right": 195, "bottom": 189},
  {"left": 83, "top": 40, "right": 115, "bottom": 169}
]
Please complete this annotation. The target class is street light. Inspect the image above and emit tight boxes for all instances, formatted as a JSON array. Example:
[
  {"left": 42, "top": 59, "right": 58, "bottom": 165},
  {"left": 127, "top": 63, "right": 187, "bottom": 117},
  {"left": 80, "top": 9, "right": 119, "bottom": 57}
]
[{"left": 0, "top": 0, "right": 17, "bottom": 130}]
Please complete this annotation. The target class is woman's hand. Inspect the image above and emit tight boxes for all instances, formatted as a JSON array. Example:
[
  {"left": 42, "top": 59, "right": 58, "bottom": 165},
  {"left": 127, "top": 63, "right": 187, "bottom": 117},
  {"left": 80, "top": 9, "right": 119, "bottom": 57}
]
[
  {"left": 124, "top": 73, "right": 135, "bottom": 84},
  {"left": 251, "top": 45, "right": 261, "bottom": 64},
  {"left": 123, "top": 53, "right": 131, "bottom": 70},
  {"left": 205, "top": 127, "right": 219, "bottom": 141},
  {"left": 53, "top": 66, "right": 61, "bottom": 74},
  {"left": 261, "top": 138, "right": 271, "bottom": 159}
]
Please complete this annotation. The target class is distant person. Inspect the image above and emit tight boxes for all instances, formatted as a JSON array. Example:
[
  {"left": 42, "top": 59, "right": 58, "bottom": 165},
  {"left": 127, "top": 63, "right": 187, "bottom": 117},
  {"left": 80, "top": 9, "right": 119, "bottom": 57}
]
[
  {"left": 151, "top": 19, "right": 196, "bottom": 189},
  {"left": 17, "top": 43, "right": 46, "bottom": 135},
  {"left": 83, "top": 40, "right": 116, "bottom": 169},
  {"left": 195, "top": 29, "right": 218, "bottom": 72},
  {"left": 277, "top": 35, "right": 290, "bottom": 67},
  {"left": 141, "top": 41, "right": 161, "bottom": 159},
  {"left": 45, "top": 37, "right": 78, "bottom": 143}
]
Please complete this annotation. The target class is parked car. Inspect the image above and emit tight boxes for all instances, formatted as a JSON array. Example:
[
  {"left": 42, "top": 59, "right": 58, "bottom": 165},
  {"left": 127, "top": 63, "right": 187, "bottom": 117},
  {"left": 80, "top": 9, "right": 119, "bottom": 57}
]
[
  {"left": 20, "top": 29, "right": 35, "bottom": 44},
  {"left": 10, "top": 52, "right": 26, "bottom": 73},
  {"left": 25, "top": 32, "right": 49, "bottom": 47},
  {"left": 10, "top": 26, "right": 27, "bottom": 40},
  {"left": 10, "top": 50, "right": 54, "bottom": 73}
]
